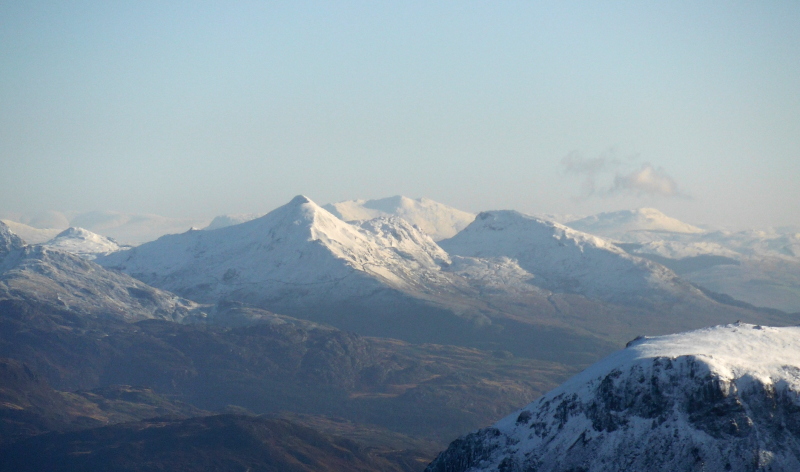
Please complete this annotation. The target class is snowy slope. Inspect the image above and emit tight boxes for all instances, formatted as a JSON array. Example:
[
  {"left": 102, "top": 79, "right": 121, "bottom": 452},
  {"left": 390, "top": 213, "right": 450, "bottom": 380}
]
[
  {"left": 98, "top": 196, "right": 460, "bottom": 308},
  {"left": 622, "top": 229, "right": 800, "bottom": 312},
  {"left": 567, "top": 208, "right": 704, "bottom": 241},
  {"left": 42, "top": 227, "right": 129, "bottom": 260},
  {"left": 439, "top": 211, "right": 691, "bottom": 301},
  {"left": 323, "top": 196, "right": 475, "bottom": 241},
  {"left": 566, "top": 209, "right": 800, "bottom": 312},
  {"left": 428, "top": 323, "right": 800, "bottom": 472},
  {"left": 704, "top": 229, "right": 800, "bottom": 260},
  {"left": 0, "top": 222, "right": 198, "bottom": 322}
]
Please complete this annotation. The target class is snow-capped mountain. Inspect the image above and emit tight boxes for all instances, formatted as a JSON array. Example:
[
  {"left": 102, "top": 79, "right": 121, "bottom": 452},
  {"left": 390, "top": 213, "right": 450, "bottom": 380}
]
[
  {"left": 323, "top": 195, "right": 475, "bottom": 241},
  {"left": 98, "top": 196, "right": 461, "bottom": 312},
  {"left": 439, "top": 210, "right": 692, "bottom": 302},
  {"left": 0, "top": 222, "right": 198, "bottom": 322},
  {"left": 428, "top": 323, "right": 800, "bottom": 472},
  {"left": 42, "top": 227, "right": 129, "bottom": 260},
  {"left": 566, "top": 208, "right": 705, "bottom": 241}
]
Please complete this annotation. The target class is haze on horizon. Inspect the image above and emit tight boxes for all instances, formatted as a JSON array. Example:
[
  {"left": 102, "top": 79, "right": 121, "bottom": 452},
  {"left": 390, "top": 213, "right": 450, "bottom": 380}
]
[{"left": 1, "top": 1, "right": 798, "bottom": 231}]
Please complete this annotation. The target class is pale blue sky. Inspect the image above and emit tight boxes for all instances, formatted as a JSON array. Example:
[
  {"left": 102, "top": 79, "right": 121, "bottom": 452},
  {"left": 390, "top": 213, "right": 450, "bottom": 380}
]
[{"left": 1, "top": 1, "right": 798, "bottom": 229}]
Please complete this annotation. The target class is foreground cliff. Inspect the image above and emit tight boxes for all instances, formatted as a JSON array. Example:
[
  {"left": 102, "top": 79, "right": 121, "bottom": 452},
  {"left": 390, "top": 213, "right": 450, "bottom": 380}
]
[{"left": 428, "top": 323, "right": 800, "bottom": 472}]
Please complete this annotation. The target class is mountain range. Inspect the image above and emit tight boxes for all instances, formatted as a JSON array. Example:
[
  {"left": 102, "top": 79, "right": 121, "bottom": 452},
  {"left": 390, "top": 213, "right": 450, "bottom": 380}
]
[
  {"left": 2, "top": 196, "right": 799, "bottom": 470},
  {"left": 94, "top": 196, "right": 791, "bottom": 363}
]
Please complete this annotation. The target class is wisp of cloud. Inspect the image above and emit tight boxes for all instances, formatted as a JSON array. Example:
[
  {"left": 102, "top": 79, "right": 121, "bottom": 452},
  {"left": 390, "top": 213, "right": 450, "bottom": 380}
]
[
  {"left": 561, "top": 151, "right": 684, "bottom": 199},
  {"left": 612, "top": 164, "right": 680, "bottom": 197}
]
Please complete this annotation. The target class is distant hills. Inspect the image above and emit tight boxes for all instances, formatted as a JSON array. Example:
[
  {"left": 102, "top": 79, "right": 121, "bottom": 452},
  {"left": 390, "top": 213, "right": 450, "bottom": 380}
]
[
  {"left": 323, "top": 195, "right": 475, "bottom": 241},
  {"left": 566, "top": 207, "right": 705, "bottom": 237}
]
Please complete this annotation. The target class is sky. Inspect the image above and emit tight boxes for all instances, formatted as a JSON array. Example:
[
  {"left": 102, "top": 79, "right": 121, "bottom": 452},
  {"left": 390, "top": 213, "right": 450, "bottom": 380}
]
[{"left": 1, "top": 1, "right": 799, "bottom": 231}]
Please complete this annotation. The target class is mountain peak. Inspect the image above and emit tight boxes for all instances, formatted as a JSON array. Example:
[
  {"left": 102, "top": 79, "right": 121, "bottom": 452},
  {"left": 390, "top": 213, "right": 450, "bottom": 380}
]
[
  {"left": 289, "top": 195, "right": 313, "bottom": 206},
  {"left": 55, "top": 227, "right": 97, "bottom": 239},
  {"left": 43, "top": 227, "right": 125, "bottom": 260}
]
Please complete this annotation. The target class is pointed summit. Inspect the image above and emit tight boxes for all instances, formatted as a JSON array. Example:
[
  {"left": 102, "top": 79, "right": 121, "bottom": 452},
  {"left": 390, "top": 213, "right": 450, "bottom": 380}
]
[{"left": 289, "top": 194, "right": 312, "bottom": 205}]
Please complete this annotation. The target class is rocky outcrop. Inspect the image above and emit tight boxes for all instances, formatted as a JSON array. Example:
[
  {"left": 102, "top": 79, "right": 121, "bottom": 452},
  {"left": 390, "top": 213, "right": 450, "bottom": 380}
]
[{"left": 428, "top": 324, "right": 800, "bottom": 472}]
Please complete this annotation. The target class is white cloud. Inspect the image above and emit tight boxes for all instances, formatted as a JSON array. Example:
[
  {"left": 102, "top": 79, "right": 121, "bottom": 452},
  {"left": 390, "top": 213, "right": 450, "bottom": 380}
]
[
  {"left": 611, "top": 164, "right": 680, "bottom": 197},
  {"left": 561, "top": 150, "right": 685, "bottom": 199}
]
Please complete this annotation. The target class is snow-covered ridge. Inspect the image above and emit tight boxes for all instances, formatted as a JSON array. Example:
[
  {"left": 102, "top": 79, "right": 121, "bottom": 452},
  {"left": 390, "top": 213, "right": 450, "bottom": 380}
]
[
  {"left": 356, "top": 216, "right": 451, "bottom": 268},
  {"left": 0, "top": 236, "right": 199, "bottom": 322},
  {"left": 428, "top": 323, "right": 800, "bottom": 472},
  {"left": 97, "top": 195, "right": 458, "bottom": 305},
  {"left": 564, "top": 208, "right": 800, "bottom": 312},
  {"left": 440, "top": 210, "right": 685, "bottom": 300},
  {"left": 323, "top": 195, "right": 475, "bottom": 241},
  {"left": 546, "top": 323, "right": 800, "bottom": 395}
]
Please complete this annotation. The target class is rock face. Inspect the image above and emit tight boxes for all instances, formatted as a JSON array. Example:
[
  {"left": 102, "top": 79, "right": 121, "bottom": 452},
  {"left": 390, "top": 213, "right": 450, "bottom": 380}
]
[{"left": 427, "top": 323, "right": 800, "bottom": 472}]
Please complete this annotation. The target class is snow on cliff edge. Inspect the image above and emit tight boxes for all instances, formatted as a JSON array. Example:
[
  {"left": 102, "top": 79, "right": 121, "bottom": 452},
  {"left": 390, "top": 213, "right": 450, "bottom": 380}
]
[{"left": 428, "top": 323, "right": 800, "bottom": 472}]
